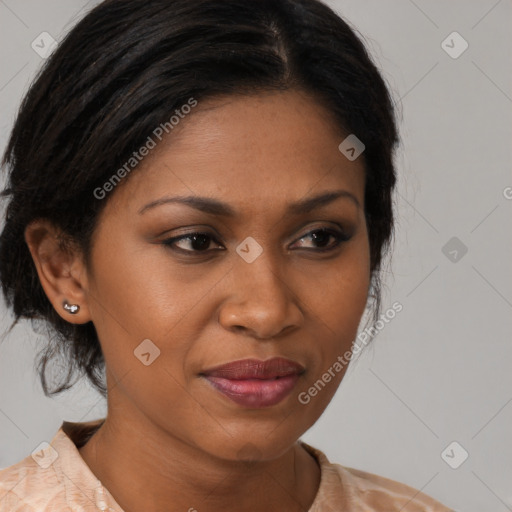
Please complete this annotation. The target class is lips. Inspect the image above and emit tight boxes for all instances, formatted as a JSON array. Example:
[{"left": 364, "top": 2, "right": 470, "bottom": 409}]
[
  {"left": 202, "top": 357, "right": 305, "bottom": 380},
  {"left": 201, "top": 357, "right": 305, "bottom": 408}
]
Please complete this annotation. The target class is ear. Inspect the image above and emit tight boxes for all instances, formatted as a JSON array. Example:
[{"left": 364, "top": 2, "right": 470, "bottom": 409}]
[{"left": 24, "top": 219, "right": 92, "bottom": 324}]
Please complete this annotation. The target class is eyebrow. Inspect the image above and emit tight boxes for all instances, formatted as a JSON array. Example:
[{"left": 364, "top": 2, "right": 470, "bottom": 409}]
[{"left": 138, "top": 189, "right": 360, "bottom": 216}]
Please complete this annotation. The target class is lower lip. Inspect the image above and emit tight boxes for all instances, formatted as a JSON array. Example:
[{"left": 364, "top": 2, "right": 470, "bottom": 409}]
[{"left": 203, "top": 374, "right": 300, "bottom": 408}]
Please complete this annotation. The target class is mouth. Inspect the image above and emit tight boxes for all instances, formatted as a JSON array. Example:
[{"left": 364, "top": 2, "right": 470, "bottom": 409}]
[{"left": 200, "top": 357, "right": 305, "bottom": 408}]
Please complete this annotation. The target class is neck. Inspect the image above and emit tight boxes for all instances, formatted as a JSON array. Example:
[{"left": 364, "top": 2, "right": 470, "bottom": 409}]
[{"left": 78, "top": 410, "right": 321, "bottom": 512}]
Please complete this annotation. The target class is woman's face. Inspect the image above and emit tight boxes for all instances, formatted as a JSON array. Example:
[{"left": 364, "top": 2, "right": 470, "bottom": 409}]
[{"left": 82, "top": 89, "right": 370, "bottom": 461}]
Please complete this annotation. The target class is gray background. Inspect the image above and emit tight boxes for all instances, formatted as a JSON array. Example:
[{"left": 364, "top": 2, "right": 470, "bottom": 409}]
[{"left": 0, "top": 1, "right": 511, "bottom": 511}]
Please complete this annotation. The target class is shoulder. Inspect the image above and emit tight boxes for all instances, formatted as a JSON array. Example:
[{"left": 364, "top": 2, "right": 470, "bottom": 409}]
[
  {"left": 0, "top": 452, "right": 66, "bottom": 512},
  {"left": 301, "top": 442, "right": 454, "bottom": 512},
  {"left": 336, "top": 464, "right": 452, "bottom": 511},
  {"left": 0, "top": 419, "right": 108, "bottom": 512}
]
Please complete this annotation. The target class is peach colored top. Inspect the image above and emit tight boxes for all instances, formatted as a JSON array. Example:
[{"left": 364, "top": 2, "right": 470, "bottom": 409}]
[{"left": 0, "top": 419, "right": 453, "bottom": 511}]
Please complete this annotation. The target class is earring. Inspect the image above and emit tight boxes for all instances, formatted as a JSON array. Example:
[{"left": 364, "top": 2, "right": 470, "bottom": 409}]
[{"left": 62, "top": 300, "right": 80, "bottom": 314}]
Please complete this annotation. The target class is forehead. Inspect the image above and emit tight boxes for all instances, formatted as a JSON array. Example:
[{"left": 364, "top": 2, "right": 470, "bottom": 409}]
[{"left": 107, "top": 90, "right": 366, "bottom": 219}]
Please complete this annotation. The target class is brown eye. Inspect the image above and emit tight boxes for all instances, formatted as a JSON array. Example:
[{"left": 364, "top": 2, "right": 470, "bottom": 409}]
[
  {"left": 161, "top": 227, "right": 351, "bottom": 257},
  {"left": 292, "top": 228, "right": 351, "bottom": 251},
  {"left": 162, "top": 232, "right": 224, "bottom": 253}
]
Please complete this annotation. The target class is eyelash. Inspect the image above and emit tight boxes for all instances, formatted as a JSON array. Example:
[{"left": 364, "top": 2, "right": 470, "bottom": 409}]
[{"left": 161, "top": 227, "right": 352, "bottom": 255}]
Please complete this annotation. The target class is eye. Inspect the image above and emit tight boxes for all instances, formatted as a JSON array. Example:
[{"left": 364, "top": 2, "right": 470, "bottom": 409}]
[
  {"left": 292, "top": 228, "right": 352, "bottom": 251},
  {"left": 161, "top": 227, "right": 352, "bottom": 256},
  {"left": 161, "top": 232, "right": 224, "bottom": 254}
]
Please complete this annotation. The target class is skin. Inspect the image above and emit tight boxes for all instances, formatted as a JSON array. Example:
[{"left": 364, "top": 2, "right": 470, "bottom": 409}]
[{"left": 25, "top": 89, "right": 370, "bottom": 512}]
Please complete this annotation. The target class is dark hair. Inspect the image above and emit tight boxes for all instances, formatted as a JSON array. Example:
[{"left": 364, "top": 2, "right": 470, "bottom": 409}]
[{"left": 0, "top": 0, "right": 399, "bottom": 398}]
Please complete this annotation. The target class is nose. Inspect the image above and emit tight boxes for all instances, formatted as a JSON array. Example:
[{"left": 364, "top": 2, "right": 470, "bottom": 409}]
[{"left": 217, "top": 253, "right": 304, "bottom": 340}]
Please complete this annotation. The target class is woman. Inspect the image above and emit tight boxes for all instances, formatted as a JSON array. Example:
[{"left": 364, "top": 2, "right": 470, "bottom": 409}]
[{"left": 0, "top": 0, "right": 453, "bottom": 510}]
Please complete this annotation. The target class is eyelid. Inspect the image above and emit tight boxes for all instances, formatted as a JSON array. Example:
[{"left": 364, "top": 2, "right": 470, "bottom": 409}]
[
  {"left": 158, "top": 221, "right": 348, "bottom": 242},
  {"left": 291, "top": 226, "right": 352, "bottom": 249},
  {"left": 160, "top": 223, "right": 352, "bottom": 255},
  {"left": 160, "top": 231, "right": 224, "bottom": 253}
]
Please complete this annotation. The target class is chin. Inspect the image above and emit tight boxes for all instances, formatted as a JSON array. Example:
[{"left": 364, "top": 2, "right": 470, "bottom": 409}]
[{"left": 198, "top": 428, "right": 301, "bottom": 463}]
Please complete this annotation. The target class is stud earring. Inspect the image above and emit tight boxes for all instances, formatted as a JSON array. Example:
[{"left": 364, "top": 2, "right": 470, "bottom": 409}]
[{"left": 62, "top": 300, "right": 80, "bottom": 314}]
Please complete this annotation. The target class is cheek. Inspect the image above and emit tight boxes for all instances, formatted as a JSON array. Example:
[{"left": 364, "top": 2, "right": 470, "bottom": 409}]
[
  {"left": 305, "top": 239, "right": 370, "bottom": 335},
  {"left": 297, "top": 241, "right": 370, "bottom": 384},
  {"left": 86, "top": 232, "right": 209, "bottom": 342},
  {"left": 85, "top": 233, "right": 235, "bottom": 409}
]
